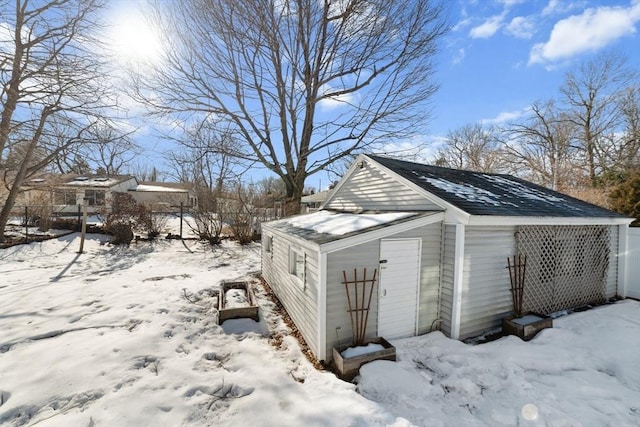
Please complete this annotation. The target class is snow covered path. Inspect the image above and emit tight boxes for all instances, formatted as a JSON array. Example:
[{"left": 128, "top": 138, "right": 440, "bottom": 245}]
[{"left": 0, "top": 234, "right": 638, "bottom": 426}]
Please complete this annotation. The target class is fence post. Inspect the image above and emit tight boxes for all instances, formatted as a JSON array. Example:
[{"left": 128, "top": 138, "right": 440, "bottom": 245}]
[
  {"left": 78, "top": 198, "right": 88, "bottom": 254},
  {"left": 77, "top": 204, "right": 82, "bottom": 231},
  {"left": 180, "top": 201, "right": 184, "bottom": 239},
  {"left": 24, "top": 206, "right": 28, "bottom": 239}
]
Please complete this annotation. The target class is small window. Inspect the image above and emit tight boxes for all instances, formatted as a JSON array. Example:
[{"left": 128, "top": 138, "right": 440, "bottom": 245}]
[
  {"left": 85, "top": 190, "right": 105, "bottom": 206},
  {"left": 55, "top": 190, "right": 77, "bottom": 206},
  {"left": 289, "top": 247, "right": 305, "bottom": 281},
  {"left": 264, "top": 235, "right": 273, "bottom": 253}
]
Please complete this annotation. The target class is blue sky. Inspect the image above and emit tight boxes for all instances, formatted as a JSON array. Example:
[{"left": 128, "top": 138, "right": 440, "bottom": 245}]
[
  {"left": 429, "top": 0, "right": 640, "bottom": 136},
  {"left": 107, "top": 0, "right": 640, "bottom": 190}
]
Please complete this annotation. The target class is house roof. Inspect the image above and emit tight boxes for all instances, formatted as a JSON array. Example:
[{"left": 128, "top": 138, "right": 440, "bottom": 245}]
[
  {"left": 131, "top": 182, "right": 193, "bottom": 193},
  {"left": 301, "top": 189, "right": 331, "bottom": 204},
  {"left": 265, "top": 210, "right": 439, "bottom": 245},
  {"left": 20, "top": 173, "right": 77, "bottom": 188},
  {"left": 61, "top": 174, "right": 136, "bottom": 188},
  {"left": 368, "top": 155, "right": 625, "bottom": 218}
]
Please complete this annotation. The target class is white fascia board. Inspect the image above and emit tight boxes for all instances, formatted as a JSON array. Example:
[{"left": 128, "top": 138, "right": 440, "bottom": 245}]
[
  {"left": 362, "top": 155, "right": 471, "bottom": 222},
  {"left": 468, "top": 215, "right": 634, "bottom": 226},
  {"left": 261, "top": 223, "right": 321, "bottom": 253},
  {"left": 320, "top": 212, "right": 445, "bottom": 254},
  {"left": 317, "top": 251, "right": 328, "bottom": 361}
]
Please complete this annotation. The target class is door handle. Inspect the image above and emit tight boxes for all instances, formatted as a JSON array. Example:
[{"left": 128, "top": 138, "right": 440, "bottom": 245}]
[
  {"left": 383, "top": 289, "right": 387, "bottom": 297},
  {"left": 379, "top": 259, "right": 387, "bottom": 263}
]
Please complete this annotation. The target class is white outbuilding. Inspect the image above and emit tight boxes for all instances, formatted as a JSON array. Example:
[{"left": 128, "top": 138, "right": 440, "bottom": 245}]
[{"left": 261, "top": 154, "right": 633, "bottom": 362}]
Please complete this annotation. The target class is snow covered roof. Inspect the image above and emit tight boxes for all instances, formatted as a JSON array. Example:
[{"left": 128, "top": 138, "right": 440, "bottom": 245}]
[
  {"left": 265, "top": 210, "right": 437, "bottom": 244},
  {"left": 62, "top": 175, "right": 135, "bottom": 188},
  {"left": 131, "top": 183, "right": 189, "bottom": 193},
  {"left": 369, "top": 155, "right": 625, "bottom": 218}
]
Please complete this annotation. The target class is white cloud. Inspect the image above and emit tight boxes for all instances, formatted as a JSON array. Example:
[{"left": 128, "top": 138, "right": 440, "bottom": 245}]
[
  {"left": 452, "top": 48, "right": 466, "bottom": 64},
  {"left": 481, "top": 107, "right": 530, "bottom": 125},
  {"left": 469, "top": 13, "right": 507, "bottom": 38},
  {"left": 542, "top": 0, "right": 583, "bottom": 16},
  {"left": 452, "top": 17, "right": 472, "bottom": 32},
  {"left": 374, "top": 134, "right": 447, "bottom": 164},
  {"left": 318, "top": 83, "right": 355, "bottom": 111},
  {"left": 505, "top": 16, "right": 536, "bottom": 39},
  {"left": 542, "top": 0, "right": 562, "bottom": 16},
  {"left": 529, "top": 2, "right": 640, "bottom": 65},
  {"left": 497, "top": 0, "right": 526, "bottom": 6}
]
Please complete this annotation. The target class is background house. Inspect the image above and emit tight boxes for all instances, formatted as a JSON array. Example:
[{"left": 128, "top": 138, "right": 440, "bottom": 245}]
[
  {"left": 261, "top": 154, "right": 633, "bottom": 363},
  {"left": 13, "top": 175, "right": 198, "bottom": 221},
  {"left": 128, "top": 182, "right": 198, "bottom": 211},
  {"left": 300, "top": 189, "right": 331, "bottom": 213},
  {"left": 16, "top": 173, "right": 138, "bottom": 215}
]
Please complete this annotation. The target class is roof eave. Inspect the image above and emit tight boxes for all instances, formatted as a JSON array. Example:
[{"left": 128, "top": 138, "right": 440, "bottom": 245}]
[
  {"left": 319, "top": 211, "right": 445, "bottom": 253},
  {"left": 468, "top": 215, "right": 634, "bottom": 226}
]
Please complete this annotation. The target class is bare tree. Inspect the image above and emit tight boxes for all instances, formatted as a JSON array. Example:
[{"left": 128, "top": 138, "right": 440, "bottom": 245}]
[
  {"left": 560, "top": 52, "right": 635, "bottom": 186},
  {"left": 616, "top": 84, "right": 640, "bottom": 172},
  {"left": 0, "top": 0, "right": 117, "bottom": 242},
  {"left": 504, "top": 101, "right": 578, "bottom": 190},
  {"left": 53, "top": 124, "right": 139, "bottom": 175},
  {"left": 166, "top": 117, "right": 249, "bottom": 194},
  {"left": 435, "top": 123, "right": 505, "bottom": 173},
  {"left": 138, "top": 0, "right": 448, "bottom": 214}
]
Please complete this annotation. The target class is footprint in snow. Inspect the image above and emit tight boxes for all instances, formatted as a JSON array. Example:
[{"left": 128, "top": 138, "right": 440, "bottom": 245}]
[{"left": 0, "top": 390, "right": 104, "bottom": 426}]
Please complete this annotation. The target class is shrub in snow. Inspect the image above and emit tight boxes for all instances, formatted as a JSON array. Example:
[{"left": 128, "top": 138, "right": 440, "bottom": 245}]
[
  {"left": 105, "top": 221, "right": 134, "bottom": 245},
  {"left": 105, "top": 193, "right": 151, "bottom": 244}
]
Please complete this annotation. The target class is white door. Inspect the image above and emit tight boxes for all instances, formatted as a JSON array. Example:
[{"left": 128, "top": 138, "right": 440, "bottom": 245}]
[{"left": 378, "top": 238, "right": 421, "bottom": 339}]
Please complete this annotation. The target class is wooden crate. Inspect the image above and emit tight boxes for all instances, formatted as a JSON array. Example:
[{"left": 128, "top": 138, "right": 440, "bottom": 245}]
[
  {"left": 502, "top": 313, "right": 552, "bottom": 341},
  {"left": 218, "top": 281, "right": 259, "bottom": 324},
  {"left": 332, "top": 337, "right": 396, "bottom": 380}
]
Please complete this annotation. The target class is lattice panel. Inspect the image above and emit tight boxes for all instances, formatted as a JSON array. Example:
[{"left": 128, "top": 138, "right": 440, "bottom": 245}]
[{"left": 516, "top": 225, "right": 611, "bottom": 315}]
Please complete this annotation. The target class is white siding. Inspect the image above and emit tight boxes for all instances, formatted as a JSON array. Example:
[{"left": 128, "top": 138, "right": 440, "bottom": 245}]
[
  {"left": 625, "top": 228, "right": 640, "bottom": 298},
  {"left": 458, "top": 226, "right": 517, "bottom": 339},
  {"left": 325, "top": 163, "right": 441, "bottom": 212},
  {"left": 439, "top": 224, "right": 456, "bottom": 336},
  {"left": 326, "top": 240, "right": 380, "bottom": 357},
  {"left": 261, "top": 229, "right": 320, "bottom": 357},
  {"left": 324, "top": 222, "right": 442, "bottom": 359},
  {"left": 129, "top": 190, "right": 190, "bottom": 207}
]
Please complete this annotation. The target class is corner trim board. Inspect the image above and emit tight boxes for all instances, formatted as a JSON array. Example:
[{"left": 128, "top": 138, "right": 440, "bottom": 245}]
[{"left": 450, "top": 223, "right": 465, "bottom": 340}]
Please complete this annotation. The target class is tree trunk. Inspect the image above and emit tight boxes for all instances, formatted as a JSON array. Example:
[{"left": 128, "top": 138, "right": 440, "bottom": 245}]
[
  {"left": 281, "top": 173, "right": 306, "bottom": 217},
  {"left": 0, "top": 179, "right": 24, "bottom": 243},
  {"left": 0, "top": 113, "right": 49, "bottom": 242}
]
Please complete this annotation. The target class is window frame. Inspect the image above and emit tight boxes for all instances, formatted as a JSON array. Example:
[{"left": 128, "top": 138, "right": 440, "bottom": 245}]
[
  {"left": 85, "top": 189, "right": 106, "bottom": 206},
  {"left": 264, "top": 235, "right": 273, "bottom": 257},
  {"left": 55, "top": 190, "right": 77, "bottom": 206},
  {"left": 288, "top": 246, "right": 305, "bottom": 283}
]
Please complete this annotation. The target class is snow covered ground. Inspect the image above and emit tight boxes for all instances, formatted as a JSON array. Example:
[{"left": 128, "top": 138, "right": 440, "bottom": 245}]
[{"left": 0, "top": 234, "right": 638, "bottom": 426}]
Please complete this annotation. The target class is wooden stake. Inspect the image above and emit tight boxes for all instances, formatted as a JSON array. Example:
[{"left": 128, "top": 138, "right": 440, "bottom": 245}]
[
  {"left": 78, "top": 198, "right": 88, "bottom": 254},
  {"left": 354, "top": 268, "right": 360, "bottom": 345},
  {"left": 343, "top": 270, "right": 356, "bottom": 346},
  {"left": 361, "top": 268, "right": 377, "bottom": 343}
]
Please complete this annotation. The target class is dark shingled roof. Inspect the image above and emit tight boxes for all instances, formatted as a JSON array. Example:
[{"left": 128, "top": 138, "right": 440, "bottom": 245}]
[{"left": 369, "top": 155, "right": 625, "bottom": 218}]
